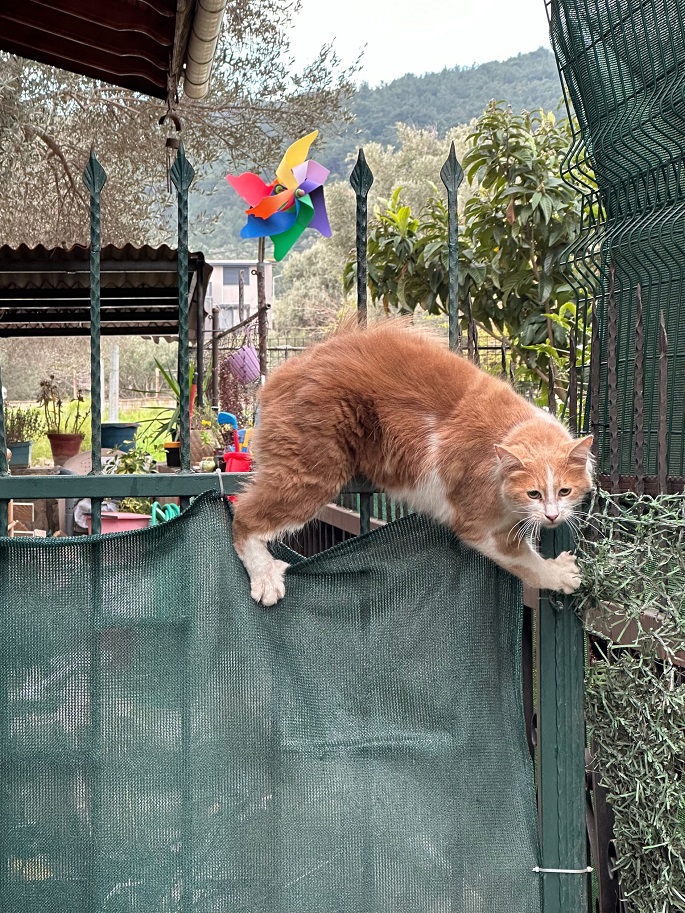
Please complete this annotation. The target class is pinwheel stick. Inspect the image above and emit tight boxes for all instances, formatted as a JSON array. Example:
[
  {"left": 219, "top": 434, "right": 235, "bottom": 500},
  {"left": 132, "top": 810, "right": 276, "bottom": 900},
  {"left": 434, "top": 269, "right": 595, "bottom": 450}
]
[{"left": 256, "top": 237, "right": 268, "bottom": 381}]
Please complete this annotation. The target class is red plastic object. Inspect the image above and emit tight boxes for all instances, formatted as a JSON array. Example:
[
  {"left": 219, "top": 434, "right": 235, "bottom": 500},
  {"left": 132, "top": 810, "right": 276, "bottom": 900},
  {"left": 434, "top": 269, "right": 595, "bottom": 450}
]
[
  {"left": 223, "top": 451, "right": 252, "bottom": 472},
  {"left": 224, "top": 429, "right": 252, "bottom": 502}
]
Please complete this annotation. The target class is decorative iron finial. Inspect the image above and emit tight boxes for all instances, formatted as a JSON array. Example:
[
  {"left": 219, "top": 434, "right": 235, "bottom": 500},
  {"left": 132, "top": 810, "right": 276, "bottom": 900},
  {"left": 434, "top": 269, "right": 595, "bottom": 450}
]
[
  {"left": 350, "top": 149, "right": 374, "bottom": 198},
  {"left": 440, "top": 141, "right": 464, "bottom": 193}
]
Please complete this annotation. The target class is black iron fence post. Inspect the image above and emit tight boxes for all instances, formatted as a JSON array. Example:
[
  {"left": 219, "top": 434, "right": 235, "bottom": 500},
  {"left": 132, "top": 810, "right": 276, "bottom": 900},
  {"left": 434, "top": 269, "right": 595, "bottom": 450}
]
[
  {"left": 440, "top": 141, "right": 464, "bottom": 352},
  {"left": 170, "top": 143, "right": 195, "bottom": 477},
  {"left": 0, "top": 370, "right": 8, "bottom": 536},
  {"left": 195, "top": 264, "right": 205, "bottom": 411},
  {"left": 83, "top": 148, "right": 106, "bottom": 535},
  {"left": 657, "top": 311, "right": 669, "bottom": 494},
  {"left": 350, "top": 149, "right": 374, "bottom": 534},
  {"left": 350, "top": 149, "right": 374, "bottom": 329}
]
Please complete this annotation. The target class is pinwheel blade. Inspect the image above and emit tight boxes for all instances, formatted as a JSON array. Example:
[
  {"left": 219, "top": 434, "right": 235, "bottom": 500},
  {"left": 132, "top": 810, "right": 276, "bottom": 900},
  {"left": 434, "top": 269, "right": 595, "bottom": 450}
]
[
  {"left": 308, "top": 186, "right": 332, "bottom": 237},
  {"left": 226, "top": 172, "right": 275, "bottom": 206},
  {"left": 271, "top": 195, "right": 315, "bottom": 260},
  {"left": 292, "top": 159, "right": 329, "bottom": 193},
  {"left": 247, "top": 188, "right": 295, "bottom": 219},
  {"left": 240, "top": 207, "right": 298, "bottom": 239},
  {"left": 275, "top": 130, "right": 319, "bottom": 190}
]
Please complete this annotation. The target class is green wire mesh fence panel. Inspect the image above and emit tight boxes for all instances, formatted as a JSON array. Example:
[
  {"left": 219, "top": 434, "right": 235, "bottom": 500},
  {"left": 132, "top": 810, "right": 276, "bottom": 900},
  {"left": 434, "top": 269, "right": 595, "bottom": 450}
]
[
  {"left": 549, "top": 0, "right": 685, "bottom": 487},
  {"left": 0, "top": 494, "right": 542, "bottom": 913}
]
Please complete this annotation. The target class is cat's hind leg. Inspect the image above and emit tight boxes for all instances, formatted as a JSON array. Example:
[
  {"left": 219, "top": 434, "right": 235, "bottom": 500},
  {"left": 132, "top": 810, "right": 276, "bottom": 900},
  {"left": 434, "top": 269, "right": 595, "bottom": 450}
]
[{"left": 232, "top": 471, "right": 344, "bottom": 606}]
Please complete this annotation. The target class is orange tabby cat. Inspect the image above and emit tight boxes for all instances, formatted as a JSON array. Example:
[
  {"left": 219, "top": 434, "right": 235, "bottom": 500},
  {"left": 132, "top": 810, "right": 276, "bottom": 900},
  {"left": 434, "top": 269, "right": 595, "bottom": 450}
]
[{"left": 233, "top": 322, "right": 593, "bottom": 605}]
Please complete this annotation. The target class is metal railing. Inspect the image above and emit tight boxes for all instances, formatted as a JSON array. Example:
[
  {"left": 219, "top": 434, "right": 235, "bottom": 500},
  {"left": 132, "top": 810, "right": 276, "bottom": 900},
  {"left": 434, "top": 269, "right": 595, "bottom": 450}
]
[{"left": 0, "top": 139, "right": 588, "bottom": 913}]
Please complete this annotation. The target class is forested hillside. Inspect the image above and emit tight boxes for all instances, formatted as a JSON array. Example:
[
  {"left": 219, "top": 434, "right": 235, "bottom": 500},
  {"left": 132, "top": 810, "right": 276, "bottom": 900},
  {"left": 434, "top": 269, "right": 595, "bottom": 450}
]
[{"left": 320, "top": 48, "right": 563, "bottom": 176}]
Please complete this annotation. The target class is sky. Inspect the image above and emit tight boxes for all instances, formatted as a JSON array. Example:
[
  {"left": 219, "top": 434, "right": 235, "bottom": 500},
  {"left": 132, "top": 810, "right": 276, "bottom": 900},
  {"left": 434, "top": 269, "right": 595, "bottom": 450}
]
[{"left": 289, "top": 0, "right": 552, "bottom": 86}]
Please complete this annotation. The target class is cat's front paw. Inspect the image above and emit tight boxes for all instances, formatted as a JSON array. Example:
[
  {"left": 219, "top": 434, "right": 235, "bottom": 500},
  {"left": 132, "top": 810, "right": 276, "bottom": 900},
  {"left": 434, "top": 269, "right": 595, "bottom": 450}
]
[
  {"left": 250, "top": 559, "right": 289, "bottom": 607},
  {"left": 543, "top": 551, "right": 581, "bottom": 594}
]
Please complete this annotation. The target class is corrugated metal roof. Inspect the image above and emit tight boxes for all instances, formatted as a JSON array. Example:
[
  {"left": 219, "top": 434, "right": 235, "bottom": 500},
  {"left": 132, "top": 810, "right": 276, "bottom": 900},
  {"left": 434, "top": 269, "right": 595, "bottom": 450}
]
[
  {"left": 0, "top": 0, "right": 191, "bottom": 99},
  {"left": 0, "top": 244, "right": 212, "bottom": 339}
]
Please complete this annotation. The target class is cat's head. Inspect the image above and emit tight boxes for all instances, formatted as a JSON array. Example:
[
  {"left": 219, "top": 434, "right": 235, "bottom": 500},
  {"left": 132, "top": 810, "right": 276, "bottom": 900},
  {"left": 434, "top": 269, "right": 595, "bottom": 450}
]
[{"left": 494, "top": 432, "right": 594, "bottom": 529}]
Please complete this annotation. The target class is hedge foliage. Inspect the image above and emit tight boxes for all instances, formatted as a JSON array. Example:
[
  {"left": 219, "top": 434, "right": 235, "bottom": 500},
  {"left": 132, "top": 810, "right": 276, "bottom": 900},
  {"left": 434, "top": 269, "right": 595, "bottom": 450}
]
[{"left": 578, "top": 491, "right": 685, "bottom": 910}]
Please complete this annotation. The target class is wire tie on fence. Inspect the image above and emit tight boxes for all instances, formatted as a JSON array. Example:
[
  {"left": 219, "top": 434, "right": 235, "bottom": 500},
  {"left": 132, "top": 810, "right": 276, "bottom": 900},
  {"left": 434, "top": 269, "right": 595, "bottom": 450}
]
[
  {"left": 215, "top": 466, "right": 225, "bottom": 500},
  {"left": 533, "top": 866, "right": 593, "bottom": 875}
]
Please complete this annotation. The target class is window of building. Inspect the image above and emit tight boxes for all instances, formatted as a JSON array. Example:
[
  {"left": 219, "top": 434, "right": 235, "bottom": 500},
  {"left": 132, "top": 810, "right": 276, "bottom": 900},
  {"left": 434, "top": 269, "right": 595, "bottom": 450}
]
[{"left": 223, "top": 266, "right": 248, "bottom": 286}]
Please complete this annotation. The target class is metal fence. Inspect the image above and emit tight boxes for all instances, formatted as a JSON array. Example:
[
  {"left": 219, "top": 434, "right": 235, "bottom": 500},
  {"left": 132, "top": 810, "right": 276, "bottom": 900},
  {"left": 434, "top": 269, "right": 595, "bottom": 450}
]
[{"left": 0, "top": 139, "right": 588, "bottom": 913}]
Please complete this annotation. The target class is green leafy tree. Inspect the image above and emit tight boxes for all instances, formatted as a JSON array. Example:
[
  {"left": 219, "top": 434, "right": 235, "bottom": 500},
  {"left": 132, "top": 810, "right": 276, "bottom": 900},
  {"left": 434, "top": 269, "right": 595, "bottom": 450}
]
[
  {"left": 273, "top": 124, "right": 473, "bottom": 336},
  {"left": 346, "top": 102, "right": 593, "bottom": 395}
]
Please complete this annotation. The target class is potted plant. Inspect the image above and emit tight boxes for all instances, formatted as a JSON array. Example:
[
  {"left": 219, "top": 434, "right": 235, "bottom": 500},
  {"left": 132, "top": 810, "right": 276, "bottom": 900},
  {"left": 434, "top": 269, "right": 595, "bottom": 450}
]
[
  {"left": 84, "top": 444, "right": 155, "bottom": 532},
  {"left": 38, "top": 376, "right": 90, "bottom": 466},
  {"left": 101, "top": 421, "right": 140, "bottom": 452},
  {"left": 148, "top": 360, "right": 195, "bottom": 467},
  {"left": 192, "top": 404, "right": 226, "bottom": 467},
  {"left": 5, "top": 405, "right": 44, "bottom": 468}
]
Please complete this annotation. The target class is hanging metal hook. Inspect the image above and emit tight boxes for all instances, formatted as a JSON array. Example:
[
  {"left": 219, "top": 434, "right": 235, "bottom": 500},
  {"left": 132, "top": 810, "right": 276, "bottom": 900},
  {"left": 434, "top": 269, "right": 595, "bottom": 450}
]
[{"left": 159, "top": 101, "right": 183, "bottom": 192}]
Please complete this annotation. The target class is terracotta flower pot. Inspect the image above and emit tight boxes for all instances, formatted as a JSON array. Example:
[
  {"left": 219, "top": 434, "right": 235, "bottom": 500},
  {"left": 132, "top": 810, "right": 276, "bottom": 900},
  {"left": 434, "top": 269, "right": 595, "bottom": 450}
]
[
  {"left": 47, "top": 432, "right": 84, "bottom": 466},
  {"left": 85, "top": 512, "right": 151, "bottom": 534}
]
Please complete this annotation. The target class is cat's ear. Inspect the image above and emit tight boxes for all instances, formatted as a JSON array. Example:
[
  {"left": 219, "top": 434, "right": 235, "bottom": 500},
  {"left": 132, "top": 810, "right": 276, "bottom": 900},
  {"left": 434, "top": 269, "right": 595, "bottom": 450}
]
[
  {"left": 494, "top": 444, "right": 526, "bottom": 471},
  {"left": 567, "top": 435, "right": 594, "bottom": 464}
]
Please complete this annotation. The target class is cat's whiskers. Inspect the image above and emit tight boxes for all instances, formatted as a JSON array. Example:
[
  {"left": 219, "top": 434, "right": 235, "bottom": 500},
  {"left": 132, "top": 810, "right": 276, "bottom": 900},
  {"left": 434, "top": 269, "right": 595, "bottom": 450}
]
[
  {"left": 514, "top": 517, "right": 539, "bottom": 545},
  {"left": 523, "top": 518, "right": 541, "bottom": 545},
  {"left": 507, "top": 515, "right": 533, "bottom": 544},
  {"left": 566, "top": 512, "right": 602, "bottom": 538}
]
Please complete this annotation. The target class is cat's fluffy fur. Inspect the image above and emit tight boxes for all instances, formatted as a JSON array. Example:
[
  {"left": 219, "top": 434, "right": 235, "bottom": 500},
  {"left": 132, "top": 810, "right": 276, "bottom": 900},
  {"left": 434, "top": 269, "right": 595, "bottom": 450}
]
[{"left": 233, "top": 321, "right": 593, "bottom": 605}]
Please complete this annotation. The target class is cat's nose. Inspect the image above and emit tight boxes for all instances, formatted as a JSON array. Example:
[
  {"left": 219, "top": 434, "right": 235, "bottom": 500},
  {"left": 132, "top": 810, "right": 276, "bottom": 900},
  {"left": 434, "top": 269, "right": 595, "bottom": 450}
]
[{"left": 545, "top": 510, "right": 559, "bottom": 523}]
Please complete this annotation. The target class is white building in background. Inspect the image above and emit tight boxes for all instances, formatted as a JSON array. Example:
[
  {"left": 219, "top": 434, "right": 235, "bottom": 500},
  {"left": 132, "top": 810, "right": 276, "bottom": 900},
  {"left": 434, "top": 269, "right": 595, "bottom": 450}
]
[{"left": 206, "top": 260, "right": 274, "bottom": 332}]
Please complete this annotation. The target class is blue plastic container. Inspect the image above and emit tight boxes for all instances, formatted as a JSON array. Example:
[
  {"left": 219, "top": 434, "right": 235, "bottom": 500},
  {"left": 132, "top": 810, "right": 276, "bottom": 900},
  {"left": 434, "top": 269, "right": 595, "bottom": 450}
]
[
  {"left": 8, "top": 441, "right": 32, "bottom": 468},
  {"left": 101, "top": 422, "right": 139, "bottom": 452}
]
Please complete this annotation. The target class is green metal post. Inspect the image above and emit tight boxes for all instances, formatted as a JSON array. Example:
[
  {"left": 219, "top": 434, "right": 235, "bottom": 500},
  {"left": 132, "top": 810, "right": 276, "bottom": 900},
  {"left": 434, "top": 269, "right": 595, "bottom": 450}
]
[
  {"left": 170, "top": 143, "right": 195, "bottom": 477},
  {"left": 82, "top": 149, "right": 108, "bottom": 909},
  {"left": 350, "top": 149, "right": 374, "bottom": 329},
  {"left": 440, "top": 141, "right": 464, "bottom": 352},
  {"left": 537, "top": 524, "right": 589, "bottom": 913},
  {"left": 350, "top": 149, "right": 374, "bottom": 534},
  {"left": 83, "top": 149, "right": 106, "bottom": 535},
  {"left": 0, "top": 369, "right": 8, "bottom": 536}
]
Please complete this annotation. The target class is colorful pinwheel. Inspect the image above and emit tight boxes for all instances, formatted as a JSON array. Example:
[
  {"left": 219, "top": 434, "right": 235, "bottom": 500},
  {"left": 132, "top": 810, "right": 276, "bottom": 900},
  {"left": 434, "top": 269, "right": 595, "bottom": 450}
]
[{"left": 226, "top": 130, "right": 331, "bottom": 261}]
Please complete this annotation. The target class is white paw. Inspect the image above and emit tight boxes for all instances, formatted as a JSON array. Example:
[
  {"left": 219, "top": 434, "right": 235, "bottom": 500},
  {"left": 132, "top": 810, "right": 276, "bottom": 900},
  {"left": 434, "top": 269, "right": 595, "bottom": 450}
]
[
  {"left": 249, "top": 559, "right": 289, "bottom": 607},
  {"left": 544, "top": 551, "right": 581, "bottom": 594}
]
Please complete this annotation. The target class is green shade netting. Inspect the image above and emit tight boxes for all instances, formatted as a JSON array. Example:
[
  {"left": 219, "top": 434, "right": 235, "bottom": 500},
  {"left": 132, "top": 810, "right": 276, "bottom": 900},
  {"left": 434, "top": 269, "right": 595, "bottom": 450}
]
[{"left": 0, "top": 492, "right": 541, "bottom": 912}]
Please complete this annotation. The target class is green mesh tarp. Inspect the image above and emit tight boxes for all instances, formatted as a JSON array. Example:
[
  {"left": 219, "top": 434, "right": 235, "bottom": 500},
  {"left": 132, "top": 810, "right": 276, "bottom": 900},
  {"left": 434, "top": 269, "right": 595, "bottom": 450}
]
[
  {"left": 550, "top": 0, "right": 685, "bottom": 477},
  {"left": 0, "top": 493, "right": 541, "bottom": 912}
]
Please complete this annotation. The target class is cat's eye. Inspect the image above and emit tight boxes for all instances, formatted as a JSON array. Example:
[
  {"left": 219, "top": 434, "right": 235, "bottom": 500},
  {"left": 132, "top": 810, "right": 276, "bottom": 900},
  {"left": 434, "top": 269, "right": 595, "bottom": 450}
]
[
  {"left": 527, "top": 490, "right": 542, "bottom": 500},
  {"left": 558, "top": 487, "right": 572, "bottom": 497}
]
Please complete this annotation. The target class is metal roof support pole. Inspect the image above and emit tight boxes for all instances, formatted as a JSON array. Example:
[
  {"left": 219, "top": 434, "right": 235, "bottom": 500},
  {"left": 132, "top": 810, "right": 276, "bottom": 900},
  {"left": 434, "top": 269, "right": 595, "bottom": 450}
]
[{"left": 195, "top": 258, "right": 206, "bottom": 411}]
